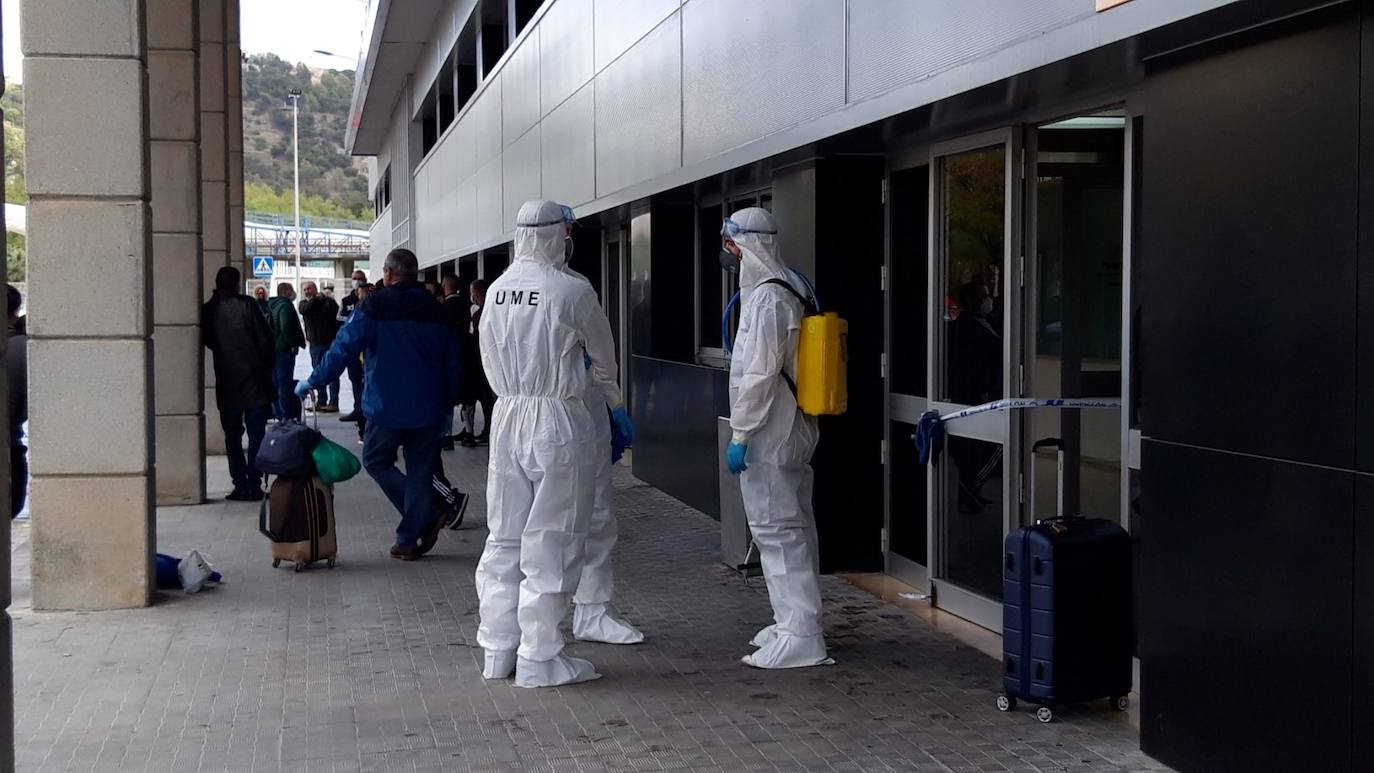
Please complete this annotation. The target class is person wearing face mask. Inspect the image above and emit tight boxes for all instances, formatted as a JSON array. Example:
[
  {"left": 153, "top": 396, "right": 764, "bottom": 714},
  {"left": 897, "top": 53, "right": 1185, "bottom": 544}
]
[
  {"left": 721, "top": 207, "right": 831, "bottom": 670},
  {"left": 474, "top": 199, "right": 633, "bottom": 688},
  {"left": 552, "top": 234, "right": 645, "bottom": 647},
  {"left": 337, "top": 270, "right": 369, "bottom": 422}
]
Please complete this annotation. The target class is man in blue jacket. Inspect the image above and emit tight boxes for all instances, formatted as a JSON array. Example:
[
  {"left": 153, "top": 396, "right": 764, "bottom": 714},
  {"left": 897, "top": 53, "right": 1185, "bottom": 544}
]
[{"left": 296, "top": 248, "right": 462, "bottom": 560}]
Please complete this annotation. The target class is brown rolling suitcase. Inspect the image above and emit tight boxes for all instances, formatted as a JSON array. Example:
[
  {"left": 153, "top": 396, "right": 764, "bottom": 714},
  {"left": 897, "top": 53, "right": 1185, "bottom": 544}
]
[{"left": 259, "top": 475, "right": 337, "bottom": 571}]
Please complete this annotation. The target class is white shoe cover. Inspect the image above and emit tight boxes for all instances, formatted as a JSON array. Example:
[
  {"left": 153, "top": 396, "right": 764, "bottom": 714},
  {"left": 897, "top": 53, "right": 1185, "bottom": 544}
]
[
  {"left": 515, "top": 653, "right": 602, "bottom": 688},
  {"left": 483, "top": 649, "right": 517, "bottom": 680},
  {"left": 574, "top": 603, "right": 645, "bottom": 645},
  {"left": 741, "top": 631, "right": 834, "bottom": 669},
  {"left": 749, "top": 624, "right": 777, "bottom": 649}
]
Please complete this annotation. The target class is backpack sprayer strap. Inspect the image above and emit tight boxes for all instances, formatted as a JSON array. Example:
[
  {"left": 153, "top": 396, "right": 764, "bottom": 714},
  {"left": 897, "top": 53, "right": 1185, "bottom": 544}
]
[{"left": 758, "top": 278, "right": 815, "bottom": 404}]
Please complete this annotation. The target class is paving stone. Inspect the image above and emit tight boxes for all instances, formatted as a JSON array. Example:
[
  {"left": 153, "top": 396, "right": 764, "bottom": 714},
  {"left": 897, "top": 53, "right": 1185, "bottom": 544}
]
[{"left": 8, "top": 366, "right": 1163, "bottom": 771}]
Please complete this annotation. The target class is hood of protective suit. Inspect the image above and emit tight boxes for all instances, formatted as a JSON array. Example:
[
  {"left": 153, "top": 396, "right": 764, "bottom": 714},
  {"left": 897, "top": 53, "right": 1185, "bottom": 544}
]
[
  {"left": 728, "top": 207, "right": 792, "bottom": 291},
  {"left": 514, "top": 199, "right": 569, "bottom": 266}
]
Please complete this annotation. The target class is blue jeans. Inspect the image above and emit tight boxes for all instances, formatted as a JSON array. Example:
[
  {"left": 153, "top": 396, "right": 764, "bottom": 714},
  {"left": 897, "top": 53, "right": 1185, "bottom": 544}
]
[
  {"left": 273, "top": 350, "right": 299, "bottom": 420},
  {"left": 220, "top": 405, "right": 269, "bottom": 489},
  {"left": 308, "top": 345, "right": 340, "bottom": 405},
  {"left": 362, "top": 422, "right": 441, "bottom": 549}
]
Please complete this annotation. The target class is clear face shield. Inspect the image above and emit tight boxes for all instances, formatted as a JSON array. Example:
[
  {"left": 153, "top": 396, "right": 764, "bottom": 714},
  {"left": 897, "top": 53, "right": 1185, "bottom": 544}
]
[{"left": 719, "top": 217, "right": 778, "bottom": 274}]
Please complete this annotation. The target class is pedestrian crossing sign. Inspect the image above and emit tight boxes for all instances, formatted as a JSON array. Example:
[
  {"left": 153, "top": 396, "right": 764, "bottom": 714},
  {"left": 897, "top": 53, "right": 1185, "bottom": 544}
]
[{"left": 253, "top": 256, "right": 275, "bottom": 278}]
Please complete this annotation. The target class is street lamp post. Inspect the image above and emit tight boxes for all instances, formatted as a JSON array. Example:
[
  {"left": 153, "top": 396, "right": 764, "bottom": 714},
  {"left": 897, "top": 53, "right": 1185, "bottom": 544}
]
[{"left": 287, "top": 88, "right": 303, "bottom": 291}]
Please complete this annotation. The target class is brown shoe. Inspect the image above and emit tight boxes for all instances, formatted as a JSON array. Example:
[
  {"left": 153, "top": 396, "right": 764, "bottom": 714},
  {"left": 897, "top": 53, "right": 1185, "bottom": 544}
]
[
  {"left": 390, "top": 545, "right": 421, "bottom": 561},
  {"left": 319, "top": 404, "right": 340, "bottom": 414},
  {"left": 416, "top": 506, "right": 445, "bottom": 556}
]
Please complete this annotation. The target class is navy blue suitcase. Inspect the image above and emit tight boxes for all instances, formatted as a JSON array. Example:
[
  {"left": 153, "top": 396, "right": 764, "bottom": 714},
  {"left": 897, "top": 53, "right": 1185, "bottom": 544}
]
[{"left": 999, "top": 447, "right": 1133, "bottom": 722}]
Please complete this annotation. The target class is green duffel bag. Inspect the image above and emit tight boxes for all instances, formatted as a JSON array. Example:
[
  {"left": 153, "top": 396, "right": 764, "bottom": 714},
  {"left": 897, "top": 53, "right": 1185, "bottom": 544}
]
[{"left": 311, "top": 436, "right": 361, "bottom": 485}]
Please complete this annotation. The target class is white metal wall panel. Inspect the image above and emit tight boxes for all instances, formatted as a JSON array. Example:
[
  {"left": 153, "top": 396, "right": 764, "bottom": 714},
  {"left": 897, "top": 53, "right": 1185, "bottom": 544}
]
[
  {"left": 454, "top": 174, "right": 478, "bottom": 253},
  {"left": 594, "top": 11, "right": 681, "bottom": 199},
  {"left": 681, "top": 0, "right": 845, "bottom": 165},
  {"left": 539, "top": 0, "right": 594, "bottom": 116},
  {"left": 413, "top": 165, "right": 433, "bottom": 258},
  {"left": 475, "top": 155, "right": 504, "bottom": 246},
  {"left": 472, "top": 80, "right": 503, "bottom": 162},
  {"left": 412, "top": 0, "right": 475, "bottom": 111},
  {"left": 447, "top": 106, "right": 478, "bottom": 184},
  {"left": 370, "top": 207, "right": 393, "bottom": 267},
  {"left": 593, "top": 0, "right": 679, "bottom": 74},
  {"left": 502, "top": 35, "right": 543, "bottom": 147},
  {"left": 541, "top": 83, "right": 596, "bottom": 207},
  {"left": 848, "top": 0, "right": 1094, "bottom": 103},
  {"left": 441, "top": 141, "right": 460, "bottom": 257},
  {"left": 503, "top": 126, "right": 543, "bottom": 232}
]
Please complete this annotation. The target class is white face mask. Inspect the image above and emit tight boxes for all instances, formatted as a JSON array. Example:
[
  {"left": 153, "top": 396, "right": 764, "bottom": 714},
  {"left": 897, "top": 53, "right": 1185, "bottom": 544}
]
[{"left": 352, "top": 280, "right": 363, "bottom": 290}]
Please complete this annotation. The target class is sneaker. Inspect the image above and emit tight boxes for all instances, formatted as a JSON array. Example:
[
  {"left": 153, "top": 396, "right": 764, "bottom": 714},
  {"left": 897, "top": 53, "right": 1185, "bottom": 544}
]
[
  {"left": 320, "top": 404, "right": 340, "bottom": 414},
  {"left": 389, "top": 545, "right": 421, "bottom": 561},
  {"left": 455, "top": 431, "right": 473, "bottom": 443},
  {"left": 339, "top": 410, "right": 361, "bottom": 423},
  {"left": 224, "top": 486, "right": 248, "bottom": 501},
  {"left": 460, "top": 436, "right": 478, "bottom": 448},
  {"left": 445, "top": 492, "right": 470, "bottom": 530},
  {"left": 474, "top": 433, "right": 490, "bottom": 446},
  {"left": 242, "top": 486, "right": 265, "bottom": 502}
]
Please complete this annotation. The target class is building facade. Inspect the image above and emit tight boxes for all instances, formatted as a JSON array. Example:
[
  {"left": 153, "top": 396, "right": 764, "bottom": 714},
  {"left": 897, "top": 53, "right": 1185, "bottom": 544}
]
[{"left": 351, "top": 0, "right": 1374, "bottom": 770}]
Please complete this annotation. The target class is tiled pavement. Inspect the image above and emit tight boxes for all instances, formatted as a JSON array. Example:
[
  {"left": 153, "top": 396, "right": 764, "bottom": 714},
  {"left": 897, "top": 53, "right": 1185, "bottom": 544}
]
[{"left": 9, "top": 413, "right": 1166, "bottom": 772}]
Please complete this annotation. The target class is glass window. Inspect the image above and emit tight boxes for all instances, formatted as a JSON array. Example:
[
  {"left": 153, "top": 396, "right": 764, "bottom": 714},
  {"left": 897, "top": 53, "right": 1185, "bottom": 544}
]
[
  {"left": 941, "top": 436, "right": 1005, "bottom": 597},
  {"left": 939, "top": 146, "right": 1006, "bottom": 404},
  {"left": 698, "top": 204, "right": 725, "bottom": 351},
  {"left": 419, "top": 89, "right": 438, "bottom": 155}
]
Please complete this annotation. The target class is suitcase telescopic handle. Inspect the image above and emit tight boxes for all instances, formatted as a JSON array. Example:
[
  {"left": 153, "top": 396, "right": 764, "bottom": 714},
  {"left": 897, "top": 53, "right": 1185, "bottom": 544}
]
[{"left": 1032, "top": 437, "right": 1064, "bottom": 452}]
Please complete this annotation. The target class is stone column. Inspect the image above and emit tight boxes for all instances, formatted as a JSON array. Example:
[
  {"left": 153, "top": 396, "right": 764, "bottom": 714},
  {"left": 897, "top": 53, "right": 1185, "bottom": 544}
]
[
  {"left": 0, "top": 6, "right": 13, "bottom": 755},
  {"left": 227, "top": 0, "right": 246, "bottom": 279},
  {"left": 150, "top": 0, "right": 206, "bottom": 505},
  {"left": 22, "top": 0, "right": 156, "bottom": 609},
  {"left": 200, "top": 0, "right": 231, "bottom": 455}
]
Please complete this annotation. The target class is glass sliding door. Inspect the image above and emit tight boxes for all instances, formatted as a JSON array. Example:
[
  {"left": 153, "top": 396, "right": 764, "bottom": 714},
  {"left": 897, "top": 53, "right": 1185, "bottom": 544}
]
[{"left": 929, "top": 130, "right": 1020, "bottom": 631}]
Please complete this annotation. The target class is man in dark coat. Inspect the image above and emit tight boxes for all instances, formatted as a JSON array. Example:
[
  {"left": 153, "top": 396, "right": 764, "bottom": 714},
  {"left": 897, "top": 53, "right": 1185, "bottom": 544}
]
[
  {"left": 203, "top": 265, "right": 277, "bottom": 501},
  {"left": 336, "top": 269, "right": 368, "bottom": 422},
  {"left": 299, "top": 280, "right": 342, "bottom": 412}
]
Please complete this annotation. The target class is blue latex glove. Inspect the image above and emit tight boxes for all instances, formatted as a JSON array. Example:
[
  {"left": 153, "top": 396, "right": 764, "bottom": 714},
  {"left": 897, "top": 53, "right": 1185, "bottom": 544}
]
[
  {"left": 726, "top": 441, "right": 748, "bottom": 475},
  {"left": 294, "top": 381, "right": 312, "bottom": 400},
  {"left": 609, "top": 407, "right": 630, "bottom": 464},
  {"left": 610, "top": 405, "right": 635, "bottom": 446},
  {"left": 583, "top": 351, "right": 592, "bottom": 370}
]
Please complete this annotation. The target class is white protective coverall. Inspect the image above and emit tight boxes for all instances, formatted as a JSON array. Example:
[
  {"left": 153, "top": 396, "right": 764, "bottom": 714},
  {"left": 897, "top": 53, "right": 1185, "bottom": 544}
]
[
  {"left": 475, "top": 199, "right": 623, "bottom": 688},
  {"left": 727, "top": 207, "right": 831, "bottom": 669},
  {"left": 555, "top": 260, "right": 645, "bottom": 646}
]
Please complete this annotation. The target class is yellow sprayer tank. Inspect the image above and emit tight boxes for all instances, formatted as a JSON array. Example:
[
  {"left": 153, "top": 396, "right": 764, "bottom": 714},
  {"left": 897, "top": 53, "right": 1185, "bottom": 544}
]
[{"left": 795, "top": 311, "right": 848, "bottom": 415}]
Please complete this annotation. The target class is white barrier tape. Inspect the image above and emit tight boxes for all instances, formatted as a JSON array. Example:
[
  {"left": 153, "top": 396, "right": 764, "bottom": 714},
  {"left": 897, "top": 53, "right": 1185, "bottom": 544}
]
[{"left": 938, "top": 398, "right": 1122, "bottom": 424}]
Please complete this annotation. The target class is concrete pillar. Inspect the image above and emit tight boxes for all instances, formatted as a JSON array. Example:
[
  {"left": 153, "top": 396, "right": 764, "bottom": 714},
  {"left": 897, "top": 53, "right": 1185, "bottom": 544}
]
[
  {"left": 0, "top": 7, "right": 13, "bottom": 755},
  {"left": 200, "top": 0, "right": 230, "bottom": 455},
  {"left": 150, "top": 0, "right": 206, "bottom": 505},
  {"left": 227, "top": 0, "right": 246, "bottom": 279},
  {"left": 22, "top": 0, "right": 156, "bottom": 610}
]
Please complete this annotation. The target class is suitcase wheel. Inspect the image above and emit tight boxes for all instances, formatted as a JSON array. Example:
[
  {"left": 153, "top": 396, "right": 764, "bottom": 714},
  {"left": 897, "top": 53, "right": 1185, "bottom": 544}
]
[
  {"left": 272, "top": 559, "right": 281, "bottom": 568},
  {"left": 1036, "top": 706, "right": 1054, "bottom": 724},
  {"left": 1112, "top": 695, "right": 1130, "bottom": 712},
  {"left": 327, "top": 558, "right": 336, "bottom": 569},
  {"left": 996, "top": 695, "right": 1016, "bottom": 712}
]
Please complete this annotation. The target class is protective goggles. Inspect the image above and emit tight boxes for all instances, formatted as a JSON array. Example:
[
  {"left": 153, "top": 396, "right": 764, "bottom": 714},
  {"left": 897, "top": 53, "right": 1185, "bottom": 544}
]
[
  {"left": 721, "top": 217, "right": 777, "bottom": 240},
  {"left": 521, "top": 205, "right": 577, "bottom": 228}
]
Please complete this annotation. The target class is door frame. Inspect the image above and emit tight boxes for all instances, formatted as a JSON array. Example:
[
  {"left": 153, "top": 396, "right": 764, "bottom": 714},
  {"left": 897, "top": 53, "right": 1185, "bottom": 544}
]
[
  {"left": 925, "top": 127, "right": 1024, "bottom": 633},
  {"left": 603, "top": 225, "right": 630, "bottom": 397}
]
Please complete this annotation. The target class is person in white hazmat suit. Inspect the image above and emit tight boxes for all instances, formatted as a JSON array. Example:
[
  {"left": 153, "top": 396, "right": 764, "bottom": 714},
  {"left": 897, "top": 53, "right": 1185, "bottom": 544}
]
[
  {"left": 722, "top": 207, "right": 832, "bottom": 669},
  {"left": 475, "top": 199, "right": 635, "bottom": 688},
  {"left": 554, "top": 250, "right": 646, "bottom": 646}
]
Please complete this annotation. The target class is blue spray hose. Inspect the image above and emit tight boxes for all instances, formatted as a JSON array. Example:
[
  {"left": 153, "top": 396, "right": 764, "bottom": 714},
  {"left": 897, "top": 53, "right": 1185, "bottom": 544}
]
[{"left": 722, "top": 268, "right": 819, "bottom": 354}]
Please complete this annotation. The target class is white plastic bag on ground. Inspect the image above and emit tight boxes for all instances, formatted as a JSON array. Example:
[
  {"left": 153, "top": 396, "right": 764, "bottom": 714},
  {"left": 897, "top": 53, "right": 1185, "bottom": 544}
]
[{"left": 178, "top": 550, "right": 214, "bottom": 594}]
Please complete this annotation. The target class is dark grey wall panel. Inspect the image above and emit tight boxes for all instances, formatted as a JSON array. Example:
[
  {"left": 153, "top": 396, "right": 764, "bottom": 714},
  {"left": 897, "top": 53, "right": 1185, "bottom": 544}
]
[
  {"left": 848, "top": 0, "right": 1092, "bottom": 103},
  {"left": 1356, "top": 475, "right": 1373, "bottom": 765},
  {"left": 630, "top": 357, "right": 728, "bottom": 518},
  {"left": 1360, "top": 1, "right": 1374, "bottom": 474},
  {"left": 681, "top": 0, "right": 845, "bottom": 164},
  {"left": 1139, "top": 441, "right": 1352, "bottom": 772},
  {"left": 1139, "top": 7, "right": 1359, "bottom": 468}
]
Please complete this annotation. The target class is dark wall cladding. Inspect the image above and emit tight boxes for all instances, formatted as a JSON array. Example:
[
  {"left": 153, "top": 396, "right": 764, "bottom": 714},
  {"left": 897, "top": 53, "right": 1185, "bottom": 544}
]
[
  {"left": 630, "top": 357, "right": 728, "bottom": 519},
  {"left": 1138, "top": 1, "right": 1359, "bottom": 470},
  {"left": 1139, "top": 441, "right": 1353, "bottom": 772}
]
